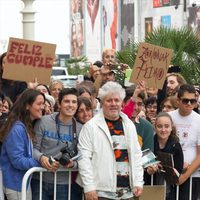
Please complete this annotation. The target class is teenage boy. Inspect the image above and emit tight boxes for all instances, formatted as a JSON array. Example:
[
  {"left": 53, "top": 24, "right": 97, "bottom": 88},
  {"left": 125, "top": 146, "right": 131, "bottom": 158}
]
[
  {"left": 32, "top": 88, "right": 82, "bottom": 200},
  {"left": 169, "top": 84, "right": 200, "bottom": 200}
]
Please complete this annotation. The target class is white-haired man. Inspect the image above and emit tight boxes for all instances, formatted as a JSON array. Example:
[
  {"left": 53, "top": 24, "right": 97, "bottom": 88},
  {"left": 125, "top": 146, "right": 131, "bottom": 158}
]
[{"left": 76, "top": 81, "right": 143, "bottom": 200}]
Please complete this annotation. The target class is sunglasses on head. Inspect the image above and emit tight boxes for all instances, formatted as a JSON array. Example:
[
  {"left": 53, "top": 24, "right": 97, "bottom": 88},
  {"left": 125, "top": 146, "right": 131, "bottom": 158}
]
[{"left": 181, "top": 98, "right": 197, "bottom": 105}]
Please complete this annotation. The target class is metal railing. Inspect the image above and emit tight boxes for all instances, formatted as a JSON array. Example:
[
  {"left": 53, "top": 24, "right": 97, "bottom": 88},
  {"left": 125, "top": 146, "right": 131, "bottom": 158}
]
[
  {"left": 151, "top": 175, "right": 195, "bottom": 200},
  {"left": 0, "top": 168, "right": 4, "bottom": 200},
  {"left": 21, "top": 167, "right": 78, "bottom": 200},
  {"left": 21, "top": 167, "right": 197, "bottom": 200}
]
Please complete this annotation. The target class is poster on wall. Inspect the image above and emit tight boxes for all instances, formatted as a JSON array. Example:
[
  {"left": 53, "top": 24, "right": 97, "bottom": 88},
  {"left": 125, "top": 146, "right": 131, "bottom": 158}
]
[
  {"left": 153, "top": 0, "right": 180, "bottom": 7},
  {"left": 102, "top": 0, "right": 118, "bottom": 49},
  {"left": 85, "top": 0, "right": 101, "bottom": 62},
  {"left": 120, "top": 0, "right": 134, "bottom": 49},
  {"left": 188, "top": 6, "right": 200, "bottom": 38},
  {"left": 170, "top": 0, "right": 180, "bottom": 5},
  {"left": 161, "top": 15, "right": 171, "bottom": 27},
  {"left": 153, "top": 0, "right": 163, "bottom": 7},
  {"left": 145, "top": 17, "right": 153, "bottom": 36},
  {"left": 70, "top": 0, "right": 84, "bottom": 57},
  {"left": 188, "top": 6, "right": 200, "bottom": 29},
  {"left": 162, "top": 0, "right": 170, "bottom": 6}
]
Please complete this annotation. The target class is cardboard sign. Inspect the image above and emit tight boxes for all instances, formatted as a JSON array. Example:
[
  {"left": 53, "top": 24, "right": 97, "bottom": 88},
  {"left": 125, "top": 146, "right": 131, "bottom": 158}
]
[
  {"left": 3, "top": 37, "right": 56, "bottom": 85},
  {"left": 139, "top": 185, "right": 165, "bottom": 200},
  {"left": 130, "top": 42, "right": 173, "bottom": 89}
]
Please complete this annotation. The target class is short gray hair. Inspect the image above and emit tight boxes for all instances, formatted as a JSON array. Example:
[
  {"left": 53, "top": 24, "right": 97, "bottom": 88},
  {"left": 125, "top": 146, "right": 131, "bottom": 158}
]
[{"left": 98, "top": 81, "right": 125, "bottom": 101}]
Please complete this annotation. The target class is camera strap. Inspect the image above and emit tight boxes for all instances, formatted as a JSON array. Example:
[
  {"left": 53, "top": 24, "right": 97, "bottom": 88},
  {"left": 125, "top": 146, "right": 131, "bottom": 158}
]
[{"left": 55, "top": 113, "right": 77, "bottom": 146}]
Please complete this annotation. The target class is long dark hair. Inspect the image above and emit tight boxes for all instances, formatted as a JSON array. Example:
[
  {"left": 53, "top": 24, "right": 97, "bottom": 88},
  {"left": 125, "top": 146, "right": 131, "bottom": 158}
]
[
  {"left": 75, "top": 96, "right": 93, "bottom": 124},
  {"left": 0, "top": 89, "right": 45, "bottom": 141},
  {"left": 0, "top": 52, "right": 7, "bottom": 89},
  {"left": 0, "top": 52, "right": 6, "bottom": 77}
]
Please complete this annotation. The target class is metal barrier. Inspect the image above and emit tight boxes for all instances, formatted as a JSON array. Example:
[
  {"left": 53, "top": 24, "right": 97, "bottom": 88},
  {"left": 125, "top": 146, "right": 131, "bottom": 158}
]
[
  {"left": 21, "top": 167, "right": 78, "bottom": 200},
  {"left": 0, "top": 168, "right": 4, "bottom": 200},
  {"left": 151, "top": 176, "right": 196, "bottom": 200},
  {"left": 21, "top": 167, "right": 197, "bottom": 200}
]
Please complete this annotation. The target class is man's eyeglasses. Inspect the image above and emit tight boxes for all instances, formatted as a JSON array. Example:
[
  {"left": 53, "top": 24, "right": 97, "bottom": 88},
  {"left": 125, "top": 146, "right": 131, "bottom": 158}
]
[{"left": 181, "top": 98, "right": 197, "bottom": 105}]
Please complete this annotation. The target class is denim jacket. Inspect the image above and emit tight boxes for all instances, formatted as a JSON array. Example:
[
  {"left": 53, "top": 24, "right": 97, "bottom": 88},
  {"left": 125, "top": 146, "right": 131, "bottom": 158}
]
[{"left": 0, "top": 121, "right": 40, "bottom": 192}]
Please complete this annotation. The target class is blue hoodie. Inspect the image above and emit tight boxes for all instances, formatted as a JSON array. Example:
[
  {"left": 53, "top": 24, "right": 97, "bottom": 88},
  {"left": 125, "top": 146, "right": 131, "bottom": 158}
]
[{"left": 0, "top": 121, "right": 40, "bottom": 192}]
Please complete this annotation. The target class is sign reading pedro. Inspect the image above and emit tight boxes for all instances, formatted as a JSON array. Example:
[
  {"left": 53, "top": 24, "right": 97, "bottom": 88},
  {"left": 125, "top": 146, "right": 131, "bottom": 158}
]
[
  {"left": 130, "top": 42, "right": 173, "bottom": 89},
  {"left": 3, "top": 37, "right": 56, "bottom": 85}
]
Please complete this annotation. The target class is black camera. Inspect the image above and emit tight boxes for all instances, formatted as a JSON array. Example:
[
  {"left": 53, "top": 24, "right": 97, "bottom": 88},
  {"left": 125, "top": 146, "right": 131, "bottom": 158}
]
[
  {"left": 53, "top": 145, "right": 78, "bottom": 166},
  {"left": 107, "top": 63, "right": 126, "bottom": 87},
  {"left": 53, "top": 115, "right": 78, "bottom": 166}
]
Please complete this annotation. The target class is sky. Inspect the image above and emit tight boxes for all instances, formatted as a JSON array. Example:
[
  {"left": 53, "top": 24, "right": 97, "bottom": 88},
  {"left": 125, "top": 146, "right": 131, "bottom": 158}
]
[{"left": 0, "top": 0, "right": 70, "bottom": 54}]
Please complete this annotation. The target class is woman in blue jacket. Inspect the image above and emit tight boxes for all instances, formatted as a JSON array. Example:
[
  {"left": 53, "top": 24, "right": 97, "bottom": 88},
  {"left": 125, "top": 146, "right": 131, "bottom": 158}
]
[{"left": 0, "top": 89, "right": 45, "bottom": 200}]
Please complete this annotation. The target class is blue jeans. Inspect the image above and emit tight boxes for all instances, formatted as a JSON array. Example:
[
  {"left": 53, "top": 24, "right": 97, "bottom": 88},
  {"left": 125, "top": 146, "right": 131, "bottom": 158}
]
[
  {"left": 31, "top": 179, "right": 69, "bottom": 200},
  {"left": 31, "top": 179, "right": 83, "bottom": 200},
  {"left": 179, "top": 177, "right": 200, "bottom": 200}
]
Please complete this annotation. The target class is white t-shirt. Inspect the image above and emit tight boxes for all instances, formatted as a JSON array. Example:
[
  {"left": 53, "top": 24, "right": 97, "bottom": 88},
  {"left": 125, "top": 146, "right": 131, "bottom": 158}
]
[{"left": 169, "top": 110, "right": 200, "bottom": 176}]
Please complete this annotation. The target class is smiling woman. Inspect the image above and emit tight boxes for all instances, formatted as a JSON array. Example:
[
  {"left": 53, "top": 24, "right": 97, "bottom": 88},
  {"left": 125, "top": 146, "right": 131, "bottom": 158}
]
[
  {"left": 0, "top": 89, "right": 45, "bottom": 200},
  {"left": 75, "top": 96, "right": 93, "bottom": 124},
  {"left": 147, "top": 112, "right": 183, "bottom": 200}
]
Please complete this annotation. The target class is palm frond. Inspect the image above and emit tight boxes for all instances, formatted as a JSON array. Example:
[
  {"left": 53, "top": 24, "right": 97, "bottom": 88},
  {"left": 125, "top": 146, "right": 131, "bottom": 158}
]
[
  {"left": 116, "top": 41, "right": 139, "bottom": 68},
  {"left": 117, "top": 26, "right": 200, "bottom": 84}
]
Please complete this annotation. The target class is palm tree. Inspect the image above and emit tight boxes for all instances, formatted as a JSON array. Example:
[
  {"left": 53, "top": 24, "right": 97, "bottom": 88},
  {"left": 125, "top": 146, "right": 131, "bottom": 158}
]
[
  {"left": 116, "top": 27, "right": 200, "bottom": 84},
  {"left": 115, "top": 41, "right": 138, "bottom": 69},
  {"left": 65, "top": 56, "right": 89, "bottom": 75}
]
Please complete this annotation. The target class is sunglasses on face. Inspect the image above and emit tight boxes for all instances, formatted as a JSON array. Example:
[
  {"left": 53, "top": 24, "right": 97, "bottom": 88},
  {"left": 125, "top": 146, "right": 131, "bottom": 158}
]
[{"left": 181, "top": 98, "right": 197, "bottom": 105}]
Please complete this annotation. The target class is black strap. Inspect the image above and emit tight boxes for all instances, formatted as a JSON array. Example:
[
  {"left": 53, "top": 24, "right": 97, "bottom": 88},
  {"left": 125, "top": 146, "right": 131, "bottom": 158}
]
[{"left": 55, "top": 113, "right": 77, "bottom": 146}]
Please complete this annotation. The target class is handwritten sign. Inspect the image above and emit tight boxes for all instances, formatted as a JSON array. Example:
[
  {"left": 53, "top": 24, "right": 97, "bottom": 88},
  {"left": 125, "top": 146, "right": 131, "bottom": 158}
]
[
  {"left": 3, "top": 37, "right": 56, "bottom": 85},
  {"left": 130, "top": 42, "right": 173, "bottom": 89}
]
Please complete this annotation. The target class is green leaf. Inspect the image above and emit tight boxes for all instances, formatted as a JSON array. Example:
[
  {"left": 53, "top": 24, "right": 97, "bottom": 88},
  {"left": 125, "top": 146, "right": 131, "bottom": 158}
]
[{"left": 116, "top": 26, "right": 200, "bottom": 84}]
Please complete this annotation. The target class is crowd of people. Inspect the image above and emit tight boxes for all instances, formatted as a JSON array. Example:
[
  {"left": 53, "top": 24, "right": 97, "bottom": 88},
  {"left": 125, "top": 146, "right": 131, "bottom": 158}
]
[{"left": 0, "top": 48, "right": 200, "bottom": 200}]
